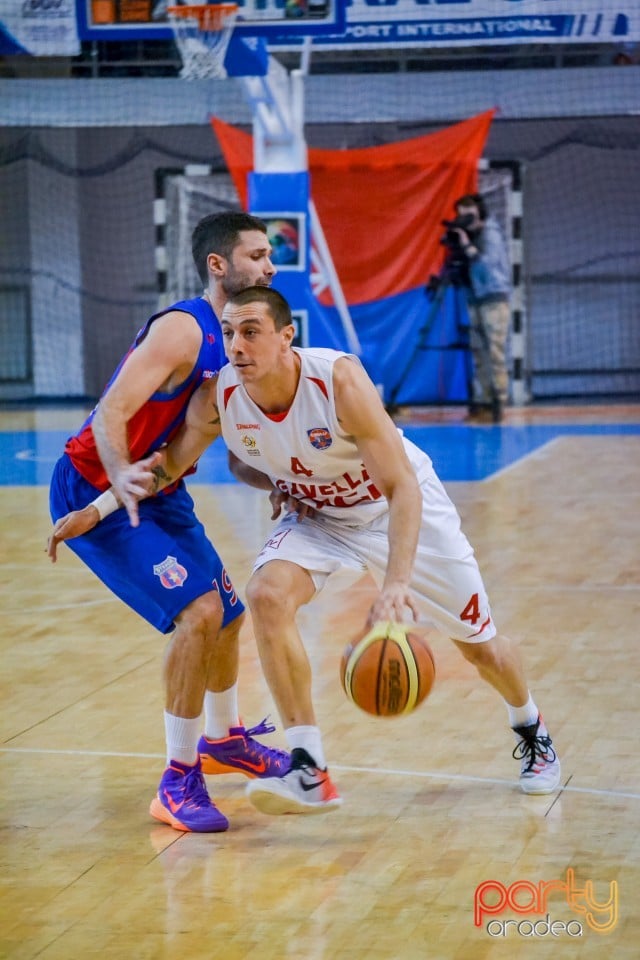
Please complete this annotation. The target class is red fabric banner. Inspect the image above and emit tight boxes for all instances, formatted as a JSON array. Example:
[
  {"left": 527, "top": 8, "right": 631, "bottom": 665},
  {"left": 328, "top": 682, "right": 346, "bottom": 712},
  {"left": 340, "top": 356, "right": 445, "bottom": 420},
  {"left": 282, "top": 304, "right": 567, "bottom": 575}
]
[{"left": 211, "top": 110, "right": 494, "bottom": 306}]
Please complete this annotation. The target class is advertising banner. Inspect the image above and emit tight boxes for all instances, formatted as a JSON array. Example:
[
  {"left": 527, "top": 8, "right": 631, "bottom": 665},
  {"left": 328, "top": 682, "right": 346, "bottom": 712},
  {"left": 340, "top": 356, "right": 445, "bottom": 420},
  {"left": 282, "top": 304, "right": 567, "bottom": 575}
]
[
  {"left": 285, "top": 0, "right": 639, "bottom": 49},
  {"left": 0, "top": 0, "right": 80, "bottom": 56}
]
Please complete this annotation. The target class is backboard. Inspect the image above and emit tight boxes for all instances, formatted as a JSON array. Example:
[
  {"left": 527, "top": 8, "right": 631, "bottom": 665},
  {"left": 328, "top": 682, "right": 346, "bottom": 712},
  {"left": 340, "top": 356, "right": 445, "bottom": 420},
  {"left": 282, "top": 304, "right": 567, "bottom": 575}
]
[{"left": 77, "top": 0, "right": 345, "bottom": 42}]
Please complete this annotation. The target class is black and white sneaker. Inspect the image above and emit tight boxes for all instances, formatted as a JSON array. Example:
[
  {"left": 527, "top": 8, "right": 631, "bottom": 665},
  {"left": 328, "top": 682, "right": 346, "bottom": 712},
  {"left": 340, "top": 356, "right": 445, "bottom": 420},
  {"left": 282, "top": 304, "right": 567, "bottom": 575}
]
[
  {"left": 246, "top": 747, "right": 342, "bottom": 815},
  {"left": 513, "top": 715, "right": 561, "bottom": 795}
]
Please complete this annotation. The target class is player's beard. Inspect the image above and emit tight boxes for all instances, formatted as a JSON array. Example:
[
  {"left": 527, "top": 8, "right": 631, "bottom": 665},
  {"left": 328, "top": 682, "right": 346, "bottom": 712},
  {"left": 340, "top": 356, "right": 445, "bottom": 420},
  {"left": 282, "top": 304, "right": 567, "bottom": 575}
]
[{"left": 223, "top": 267, "right": 272, "bottom": 298}]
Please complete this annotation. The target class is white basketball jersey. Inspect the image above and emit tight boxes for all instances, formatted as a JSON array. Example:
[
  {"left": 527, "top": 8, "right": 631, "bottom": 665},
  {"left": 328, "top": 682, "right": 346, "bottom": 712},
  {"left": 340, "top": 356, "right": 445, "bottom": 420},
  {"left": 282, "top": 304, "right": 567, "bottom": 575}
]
[{"left": 217, "top": 347, "right": 432, "bottom": 525}]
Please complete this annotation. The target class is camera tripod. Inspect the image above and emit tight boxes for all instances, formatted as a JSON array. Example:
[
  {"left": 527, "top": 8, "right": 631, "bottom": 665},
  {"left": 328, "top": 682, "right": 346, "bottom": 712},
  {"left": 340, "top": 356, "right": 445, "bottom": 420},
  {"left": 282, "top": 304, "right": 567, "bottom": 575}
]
[{"left": 385, "top": 274, "right": 473, "bottom": 415}]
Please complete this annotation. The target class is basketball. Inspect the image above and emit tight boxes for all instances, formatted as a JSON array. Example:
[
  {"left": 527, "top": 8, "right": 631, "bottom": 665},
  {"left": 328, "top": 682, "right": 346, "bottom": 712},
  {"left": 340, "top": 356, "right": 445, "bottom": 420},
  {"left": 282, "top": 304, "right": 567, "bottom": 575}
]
[{"left": 340, "top": 621, "right": 436, "bottom": 717}]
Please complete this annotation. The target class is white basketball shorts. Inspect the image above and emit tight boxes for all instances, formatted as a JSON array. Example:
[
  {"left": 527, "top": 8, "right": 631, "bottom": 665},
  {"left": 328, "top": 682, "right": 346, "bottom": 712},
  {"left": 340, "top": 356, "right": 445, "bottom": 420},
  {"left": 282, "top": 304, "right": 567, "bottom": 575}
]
[{"left": 252, "top": 463, "right": 496, "bottom": 644}]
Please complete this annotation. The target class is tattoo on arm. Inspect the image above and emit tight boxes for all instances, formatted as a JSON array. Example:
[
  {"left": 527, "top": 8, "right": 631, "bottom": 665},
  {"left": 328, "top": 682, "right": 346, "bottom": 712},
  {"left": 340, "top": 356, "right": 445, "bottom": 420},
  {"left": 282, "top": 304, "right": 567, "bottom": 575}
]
[{"left": 151, "top": 464, "right": 172, "bottom": 493}]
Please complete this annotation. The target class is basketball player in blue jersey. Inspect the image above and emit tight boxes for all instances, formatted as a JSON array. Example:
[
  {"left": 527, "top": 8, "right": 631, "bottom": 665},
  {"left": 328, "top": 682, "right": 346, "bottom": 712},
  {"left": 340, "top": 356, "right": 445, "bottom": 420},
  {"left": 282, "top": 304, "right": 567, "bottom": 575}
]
[
  {"left": 50, "top": 286, "right": 561, "bottom": 818},
  {"left": 48, "top": 213, "right": 290, "bottom": 834}
]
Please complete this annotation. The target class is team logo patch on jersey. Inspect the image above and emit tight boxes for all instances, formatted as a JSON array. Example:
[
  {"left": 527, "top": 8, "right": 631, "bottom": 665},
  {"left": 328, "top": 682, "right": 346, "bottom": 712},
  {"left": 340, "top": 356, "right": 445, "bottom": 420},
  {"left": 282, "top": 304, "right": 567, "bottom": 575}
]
[
  {"left": 153, "top": 556, "right": 188, "bottom": 589},
  {"left": 241, "top": 434, "right": 261, "bottom": 456},
  {"left": 307, "top": 427, "right": 333, "bottom": 450}
]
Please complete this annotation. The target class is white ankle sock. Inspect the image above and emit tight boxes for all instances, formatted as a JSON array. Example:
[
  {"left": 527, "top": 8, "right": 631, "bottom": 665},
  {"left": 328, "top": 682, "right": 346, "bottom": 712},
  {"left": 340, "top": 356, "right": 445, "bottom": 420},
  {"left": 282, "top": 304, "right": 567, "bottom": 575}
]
[
  {"left": 285, "top": 725, "right": 326, "bottom": 769},
  {"left": 203, "top": 684, "right": 240, "bottom": 740},
  {"left": 506, "top": 693, "right": 539, "bottom": 730},
  {"left": 164, "top": 711, "right": 202, "bottom": 766}
]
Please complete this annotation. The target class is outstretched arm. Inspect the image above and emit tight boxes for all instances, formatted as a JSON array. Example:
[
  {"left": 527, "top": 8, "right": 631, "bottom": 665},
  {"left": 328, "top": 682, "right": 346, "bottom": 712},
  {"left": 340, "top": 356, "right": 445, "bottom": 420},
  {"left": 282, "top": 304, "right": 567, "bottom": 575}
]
[
  {"left": 333, "top": 357, "right": 422, "bottom": 625},
  {"left": 47, "top": 378, "right": 221, "bottom": 561}
]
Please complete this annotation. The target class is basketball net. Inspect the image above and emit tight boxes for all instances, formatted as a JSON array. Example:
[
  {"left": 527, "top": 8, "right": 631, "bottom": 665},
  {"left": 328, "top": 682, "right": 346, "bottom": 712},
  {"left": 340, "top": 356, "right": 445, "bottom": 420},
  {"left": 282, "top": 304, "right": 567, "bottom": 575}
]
[{"left": 167, "top": 4, "right": 239, "bottom": 80}]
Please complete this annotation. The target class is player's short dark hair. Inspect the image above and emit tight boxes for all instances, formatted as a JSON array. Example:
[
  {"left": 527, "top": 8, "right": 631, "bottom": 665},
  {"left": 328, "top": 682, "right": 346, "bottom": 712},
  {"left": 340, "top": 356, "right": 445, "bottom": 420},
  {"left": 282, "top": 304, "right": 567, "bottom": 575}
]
[
  {"left": 227, "top": 286, "right": 292, "bottom": 331},
  {"left": 454, "top": 193, "right": 488, "bottom": 222},
  {"left": 191, "top": 211, "right": 268, "bottom": 285}
]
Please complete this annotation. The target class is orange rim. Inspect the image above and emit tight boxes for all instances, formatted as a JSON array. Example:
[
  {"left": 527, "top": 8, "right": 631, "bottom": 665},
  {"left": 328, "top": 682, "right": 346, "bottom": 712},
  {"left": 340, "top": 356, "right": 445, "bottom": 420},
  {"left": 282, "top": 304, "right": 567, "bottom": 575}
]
[{"left": 167, "top": 3, "right": 238, "bottom": 30}]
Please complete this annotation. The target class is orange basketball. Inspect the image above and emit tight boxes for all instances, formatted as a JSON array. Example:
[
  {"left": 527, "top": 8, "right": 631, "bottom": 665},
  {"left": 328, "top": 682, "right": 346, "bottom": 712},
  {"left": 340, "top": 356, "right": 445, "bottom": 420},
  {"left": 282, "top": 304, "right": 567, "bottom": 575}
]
[{"left": 340, "top": 621, "right": 436, "bottom": 717}]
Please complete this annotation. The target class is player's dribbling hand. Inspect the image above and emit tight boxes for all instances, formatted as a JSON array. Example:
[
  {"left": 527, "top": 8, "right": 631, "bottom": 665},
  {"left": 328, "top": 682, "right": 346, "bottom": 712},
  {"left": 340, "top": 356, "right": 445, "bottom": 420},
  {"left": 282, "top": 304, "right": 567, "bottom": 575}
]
[
  {"left": 46, "top": 506, "right": 100, "bottom": 562},
  {"left": 367, "top": 582, "right": 419, "bottom": 627}
]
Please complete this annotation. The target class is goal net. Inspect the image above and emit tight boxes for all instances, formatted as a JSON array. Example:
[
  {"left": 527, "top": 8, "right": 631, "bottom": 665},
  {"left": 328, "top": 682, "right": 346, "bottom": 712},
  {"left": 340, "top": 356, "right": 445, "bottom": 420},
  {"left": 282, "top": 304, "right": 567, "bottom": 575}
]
[{"left": 164, "top": 171, "right": 239, "bottom": 304}]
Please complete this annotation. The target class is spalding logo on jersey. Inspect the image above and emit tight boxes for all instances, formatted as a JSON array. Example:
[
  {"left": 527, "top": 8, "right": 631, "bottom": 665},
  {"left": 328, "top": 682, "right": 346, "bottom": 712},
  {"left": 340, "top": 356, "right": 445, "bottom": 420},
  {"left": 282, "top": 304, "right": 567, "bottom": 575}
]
[
  {"left": 153, "top": 555, "right": 188, "bottom": 589},
  {"left": 307, "top": 427, "right": 333, "bottom": 450}
]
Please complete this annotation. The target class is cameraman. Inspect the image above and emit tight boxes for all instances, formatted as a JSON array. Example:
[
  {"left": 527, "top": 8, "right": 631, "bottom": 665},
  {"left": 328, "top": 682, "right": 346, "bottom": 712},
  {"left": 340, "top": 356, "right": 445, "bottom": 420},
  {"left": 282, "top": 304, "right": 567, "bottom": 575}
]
[{"left": 446, "top": 194, "right": 512, "bottom": 423}]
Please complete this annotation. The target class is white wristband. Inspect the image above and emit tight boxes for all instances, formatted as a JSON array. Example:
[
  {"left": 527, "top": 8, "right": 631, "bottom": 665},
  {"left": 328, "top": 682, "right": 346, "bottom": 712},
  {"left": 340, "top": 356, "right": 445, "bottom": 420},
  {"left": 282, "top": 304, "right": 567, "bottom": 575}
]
[{"left": 90, "top": 489, "right": 119, "bottom": 521}]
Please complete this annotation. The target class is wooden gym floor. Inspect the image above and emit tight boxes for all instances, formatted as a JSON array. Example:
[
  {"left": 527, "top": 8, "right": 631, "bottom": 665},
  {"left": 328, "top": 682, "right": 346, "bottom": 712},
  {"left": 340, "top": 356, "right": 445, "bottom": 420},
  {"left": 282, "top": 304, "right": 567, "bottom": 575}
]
[{"left": 1, "top": 403, "right": 639, "bottom": 959}]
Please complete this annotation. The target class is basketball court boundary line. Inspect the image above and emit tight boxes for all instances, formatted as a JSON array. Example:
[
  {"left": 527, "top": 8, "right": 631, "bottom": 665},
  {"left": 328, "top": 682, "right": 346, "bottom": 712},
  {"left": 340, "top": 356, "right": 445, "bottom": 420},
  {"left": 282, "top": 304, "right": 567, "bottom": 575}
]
[
  {"left": 481, "top": 436, "right": 562, "bottom": 483},
  {"left": 2, "top": 747, "right": 638, "bottom": 801}
]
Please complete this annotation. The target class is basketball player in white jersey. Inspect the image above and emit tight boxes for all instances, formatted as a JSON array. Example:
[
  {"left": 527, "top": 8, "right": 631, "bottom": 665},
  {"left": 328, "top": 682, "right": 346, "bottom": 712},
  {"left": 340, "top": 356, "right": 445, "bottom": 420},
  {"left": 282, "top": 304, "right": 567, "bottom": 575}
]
[{"left": 47, "top": 285, "right": 561, "bottom": 816}]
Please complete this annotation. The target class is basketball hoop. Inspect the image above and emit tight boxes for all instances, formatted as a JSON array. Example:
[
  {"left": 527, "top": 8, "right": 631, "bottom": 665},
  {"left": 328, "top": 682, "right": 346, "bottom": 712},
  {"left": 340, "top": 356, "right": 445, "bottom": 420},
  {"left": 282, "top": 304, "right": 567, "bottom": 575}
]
[{"left": 168, "top": 3, "right": 239, "bottom": 80}]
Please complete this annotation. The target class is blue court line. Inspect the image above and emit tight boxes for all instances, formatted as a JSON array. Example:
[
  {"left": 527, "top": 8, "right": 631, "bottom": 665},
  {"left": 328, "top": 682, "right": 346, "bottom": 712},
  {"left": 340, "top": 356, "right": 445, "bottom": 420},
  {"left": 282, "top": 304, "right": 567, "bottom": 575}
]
[
  {"left": 402, "top": 422, "right": 640, "bottom": 482},
  {"left": 1, "top": 423, "right": 638, "bottom": 487}
]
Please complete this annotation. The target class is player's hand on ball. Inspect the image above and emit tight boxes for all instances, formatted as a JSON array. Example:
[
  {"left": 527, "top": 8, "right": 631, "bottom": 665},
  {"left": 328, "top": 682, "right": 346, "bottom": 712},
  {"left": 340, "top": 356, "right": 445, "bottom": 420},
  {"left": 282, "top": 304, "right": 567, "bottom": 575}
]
[
  {"left": 367, "top": 580, "right": 419, "bottom": 627},
  {"left": 46, "top": 506, "right": 100, "bottom": 562}
]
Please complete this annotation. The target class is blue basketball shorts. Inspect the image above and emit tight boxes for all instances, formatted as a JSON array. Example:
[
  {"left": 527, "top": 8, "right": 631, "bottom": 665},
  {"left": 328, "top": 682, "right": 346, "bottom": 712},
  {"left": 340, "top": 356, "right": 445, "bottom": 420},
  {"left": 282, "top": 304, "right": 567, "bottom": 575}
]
[{"left": 50, "top": 453, "right": 245, "bottom": 634}]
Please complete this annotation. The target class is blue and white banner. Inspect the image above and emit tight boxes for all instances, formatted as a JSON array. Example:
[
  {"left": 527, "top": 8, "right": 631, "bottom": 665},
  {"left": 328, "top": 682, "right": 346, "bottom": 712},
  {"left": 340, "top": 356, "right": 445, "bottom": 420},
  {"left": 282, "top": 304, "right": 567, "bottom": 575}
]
[
  {"left": 0, "top": 0, "right": 80, "bottom": 56},
  {"left": 289, "top": 0, "right": 639, "bottom": 49}
]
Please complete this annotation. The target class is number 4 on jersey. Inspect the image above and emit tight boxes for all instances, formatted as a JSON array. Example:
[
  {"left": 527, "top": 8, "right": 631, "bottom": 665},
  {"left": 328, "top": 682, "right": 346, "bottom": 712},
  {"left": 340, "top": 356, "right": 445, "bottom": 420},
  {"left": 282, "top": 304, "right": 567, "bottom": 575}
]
[{"left": 290, "top": 457, "right": 313, "bottom": 477}]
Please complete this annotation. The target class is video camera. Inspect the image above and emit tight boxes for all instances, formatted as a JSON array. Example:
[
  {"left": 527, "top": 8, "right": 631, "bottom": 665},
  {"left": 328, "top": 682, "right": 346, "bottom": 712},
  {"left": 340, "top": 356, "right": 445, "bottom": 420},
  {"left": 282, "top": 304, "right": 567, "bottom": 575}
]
[
  {"left": 440, "top": 212, "right": 476, "bottom": 252},
  {"left": 424, "top": 212, "right": 475, "bottom": 292}
]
